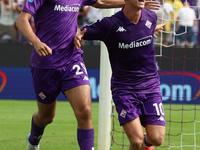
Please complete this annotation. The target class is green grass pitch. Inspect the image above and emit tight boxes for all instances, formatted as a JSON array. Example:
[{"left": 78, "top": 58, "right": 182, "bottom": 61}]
[
  {"left": 0, "top": 100, "right": 99, "bottom": 150},
  {"left": 0, "top": 100, "right": 199, "bottom": 150}
]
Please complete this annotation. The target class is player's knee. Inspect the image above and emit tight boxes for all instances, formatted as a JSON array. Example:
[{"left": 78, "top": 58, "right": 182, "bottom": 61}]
[
  {"left": 34, "top": 112, "right": 55, "bottom": 126},
  {"left": 40, "top": 115, "right": 54, "bottom": 125},
  {"left": 77, "top": 105, "right": 92, "bottom": 120},
  {"left": 76, "top": 106, "right": 93, "bottom": 128},
  {"left": 130, "top": 138, "right": 143, "bottom": 149},
  {"left": 40, "top": 113, "right": 55, "bottom": 125},
  {"left": 45, "top": 117, "right": 54, "bottom": 124},
  {"left": 149, "top": 134, "right": 165, "bottom": 146}
]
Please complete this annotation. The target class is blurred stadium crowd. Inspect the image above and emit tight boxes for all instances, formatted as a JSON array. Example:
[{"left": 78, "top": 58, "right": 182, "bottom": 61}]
[{"left": 0, "top": 0, "right": 200, "bottom": 47}]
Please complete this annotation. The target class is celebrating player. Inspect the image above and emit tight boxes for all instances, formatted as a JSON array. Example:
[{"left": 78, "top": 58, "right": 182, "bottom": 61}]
[{"left": 74, "top": 0, "right": 166, "bottom": 149}]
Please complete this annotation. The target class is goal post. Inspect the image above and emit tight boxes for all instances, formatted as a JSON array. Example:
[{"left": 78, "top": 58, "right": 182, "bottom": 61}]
[{"left": 97, "top": 8, "right": 115, "bottom": 150}]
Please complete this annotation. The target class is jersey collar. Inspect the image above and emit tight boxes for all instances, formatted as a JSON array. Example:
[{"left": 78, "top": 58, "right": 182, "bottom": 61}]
[{"left": 119, "top": 8, "right": 146, "bottom": 25}]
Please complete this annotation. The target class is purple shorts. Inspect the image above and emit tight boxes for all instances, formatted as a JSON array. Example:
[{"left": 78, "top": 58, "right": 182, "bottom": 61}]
[
  {"left": 31, "top": 59, "right": 90, "bottom": 104},
  {"left": 112, "top": 90, "right": 166, "bottom": 127}
]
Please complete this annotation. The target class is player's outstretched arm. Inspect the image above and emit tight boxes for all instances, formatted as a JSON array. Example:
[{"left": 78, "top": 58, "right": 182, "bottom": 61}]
[
  {"left": 92, "top": 0, "right": 125, "bottom": 8},
  {"left": 154, "top": 22, "right": 167, "bottom": 39},
  {"left": 16, "top": 11, "right": 52, "bottom": 57},
  {"left": 145, "top": 0, "right": 161, "bottom": 11},
  {"left": 93, "top": 0, "right": 160, "bottom": 10},
  {"left": 74, "top": 28, "right": 87, "bottom": 50}
]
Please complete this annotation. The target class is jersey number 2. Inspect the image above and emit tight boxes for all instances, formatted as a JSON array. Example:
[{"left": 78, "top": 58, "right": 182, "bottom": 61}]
[{"left": 72, "top": 62, "right": 88, "bottom": 75}]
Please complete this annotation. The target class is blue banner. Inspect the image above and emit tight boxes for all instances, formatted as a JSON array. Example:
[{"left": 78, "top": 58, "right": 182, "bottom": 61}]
[
  {"left": 0, "top": 67, "right": 100, "bottom": 102},
  {"left": 159, "top": 71, "right": 200, "bottom": 104},
  {"left": 0, "top": 67, "right": 199, "bottom": 104}
]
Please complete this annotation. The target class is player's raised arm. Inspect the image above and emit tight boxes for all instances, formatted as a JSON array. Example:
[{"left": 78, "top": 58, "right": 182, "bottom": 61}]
[
  {"left": 92, "top": 0, "right": 160, "bottom": 10},
  {"left": 145, "top": 0, "right": 161, "bottom": 11},
  {"left": 92, "top": 0, "right": 125, "bottom": 8}
]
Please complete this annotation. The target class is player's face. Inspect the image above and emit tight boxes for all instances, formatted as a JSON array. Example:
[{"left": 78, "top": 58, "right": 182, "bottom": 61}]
[{"left": 137, "top": 0, "right": 145, "bottom": 8}]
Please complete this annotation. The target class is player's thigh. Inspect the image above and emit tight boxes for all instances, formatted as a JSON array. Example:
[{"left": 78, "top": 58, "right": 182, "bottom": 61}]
[
  {"left": 64, "top": 84, "right": 92, "bottom": 114},
  {"left": 123, "top": 117, "right": 144, "bottom": 142},
  {"left": 145, "top": 124, "right": 165, "bottom": 143},
  {"left": 37, "top": 100, "right": 57, "bottom": 118}
]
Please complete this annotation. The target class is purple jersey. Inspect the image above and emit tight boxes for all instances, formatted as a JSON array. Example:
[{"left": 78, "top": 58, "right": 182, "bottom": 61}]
[
  {"left": 82, "top": 9, "right": 160, "bottom": 93},
  {"left": 23, "top": 0, "right": 97, "bottom": 69}
]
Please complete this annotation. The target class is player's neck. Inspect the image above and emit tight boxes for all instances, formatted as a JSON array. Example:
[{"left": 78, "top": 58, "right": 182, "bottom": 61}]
[{"left": 123, "top": 7, "right": 141, "bottom": 24}]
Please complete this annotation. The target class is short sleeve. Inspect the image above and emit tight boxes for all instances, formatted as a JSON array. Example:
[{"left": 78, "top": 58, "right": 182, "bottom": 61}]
[
  {"left": 22, "top": 0, "right": 46, "bottom": 16},
  {"left": 82, "top": 17, "right": 113, "bottom": 41}
]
